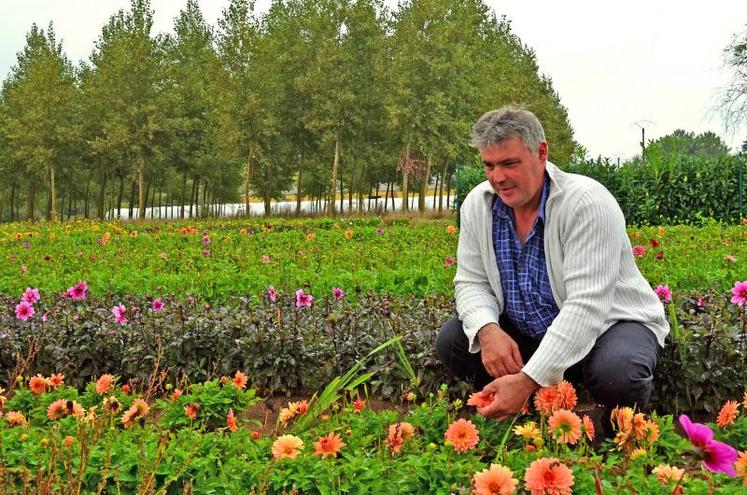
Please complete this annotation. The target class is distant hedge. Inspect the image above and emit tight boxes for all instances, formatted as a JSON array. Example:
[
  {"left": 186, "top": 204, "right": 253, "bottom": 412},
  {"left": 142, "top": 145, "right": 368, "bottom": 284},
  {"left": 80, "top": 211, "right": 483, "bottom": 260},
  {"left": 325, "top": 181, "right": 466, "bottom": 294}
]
[{"left": 456, "top": 155, "right": 747, "bottom": 225}]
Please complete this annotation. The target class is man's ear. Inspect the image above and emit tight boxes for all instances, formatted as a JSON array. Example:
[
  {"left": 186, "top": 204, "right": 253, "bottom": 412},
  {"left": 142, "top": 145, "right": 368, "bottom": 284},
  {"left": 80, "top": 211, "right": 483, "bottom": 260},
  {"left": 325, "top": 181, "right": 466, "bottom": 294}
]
[{"left": 538, "top": 141, "right": 548, "bottom": 162}]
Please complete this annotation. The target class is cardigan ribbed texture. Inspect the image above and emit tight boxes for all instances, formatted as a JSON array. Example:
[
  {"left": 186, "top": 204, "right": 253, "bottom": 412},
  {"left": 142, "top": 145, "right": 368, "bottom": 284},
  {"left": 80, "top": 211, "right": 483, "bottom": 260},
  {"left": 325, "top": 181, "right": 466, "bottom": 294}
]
[{"left": 454, "top": 162, "right": 669, "bottom": 387}]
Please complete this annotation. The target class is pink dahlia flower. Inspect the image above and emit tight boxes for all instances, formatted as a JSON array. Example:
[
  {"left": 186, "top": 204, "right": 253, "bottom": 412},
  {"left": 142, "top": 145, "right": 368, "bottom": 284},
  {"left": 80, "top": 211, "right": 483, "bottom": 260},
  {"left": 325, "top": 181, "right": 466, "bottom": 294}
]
[
  {"left": 295, "top": 289, "right": 313, "bottom": 308},
  {"left": 15, "top": 301, "right": 35, "bottom": 320},
  {"left": 679, "top": 414, "right": 737, "bottom": 476},
  {"left": 730, "top": 281, "right": 747, "bottom": 306}
]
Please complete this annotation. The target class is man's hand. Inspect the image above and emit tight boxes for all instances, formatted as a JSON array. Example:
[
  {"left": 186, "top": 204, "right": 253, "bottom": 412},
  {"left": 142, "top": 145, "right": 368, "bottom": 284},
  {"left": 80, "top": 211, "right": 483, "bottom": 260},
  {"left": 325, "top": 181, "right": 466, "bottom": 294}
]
[
  {"left": 478, "top": 323, "right": 523, "bottom": 378},
  {"left": 476, "top": 372, "right": 539, "bottom": 421}
]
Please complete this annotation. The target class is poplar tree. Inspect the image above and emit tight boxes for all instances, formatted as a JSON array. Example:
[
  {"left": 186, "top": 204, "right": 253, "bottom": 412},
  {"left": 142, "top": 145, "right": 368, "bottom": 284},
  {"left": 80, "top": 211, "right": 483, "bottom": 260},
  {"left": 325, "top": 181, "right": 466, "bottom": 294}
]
[{"left": 0, "top": 23, "right": 79, "bottom": 221}]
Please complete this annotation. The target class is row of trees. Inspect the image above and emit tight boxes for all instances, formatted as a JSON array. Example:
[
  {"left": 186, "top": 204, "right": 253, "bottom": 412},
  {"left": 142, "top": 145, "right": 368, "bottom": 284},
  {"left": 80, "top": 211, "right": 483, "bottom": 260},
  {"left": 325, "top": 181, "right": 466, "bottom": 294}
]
[{"left": 0, "top": 0, "right": 577, "bottom": 221}]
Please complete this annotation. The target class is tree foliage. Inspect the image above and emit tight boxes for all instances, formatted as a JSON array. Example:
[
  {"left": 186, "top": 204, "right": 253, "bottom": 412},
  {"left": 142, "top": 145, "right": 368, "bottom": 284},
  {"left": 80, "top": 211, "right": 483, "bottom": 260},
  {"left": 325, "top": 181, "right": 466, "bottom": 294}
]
[
  {"left": 718, "top": 25, "right": 747, "bottom": 132},
  {"left": 0, "top": 0, "right": 580, "bottom": 221},
  {"left": 645, "top": 129, "right": 730, "bottom": 160}
]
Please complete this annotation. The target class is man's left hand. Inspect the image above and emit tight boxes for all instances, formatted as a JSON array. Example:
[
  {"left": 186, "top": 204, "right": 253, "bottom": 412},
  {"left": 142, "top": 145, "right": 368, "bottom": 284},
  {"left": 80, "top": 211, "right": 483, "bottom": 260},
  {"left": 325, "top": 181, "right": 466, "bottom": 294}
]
[{"left": 476, "top": 372, "right": 540, "bottom": 421}]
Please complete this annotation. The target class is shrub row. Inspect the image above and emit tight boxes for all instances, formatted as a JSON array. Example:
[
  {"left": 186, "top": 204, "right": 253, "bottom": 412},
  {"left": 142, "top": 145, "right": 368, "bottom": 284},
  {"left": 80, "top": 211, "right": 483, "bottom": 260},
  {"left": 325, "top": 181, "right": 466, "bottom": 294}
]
[
  {"left": 2, "top": 290, "right": 745, "bottom": 415},
  {"left": 456, "top": 155, "right": 747, "bottom": 225}
]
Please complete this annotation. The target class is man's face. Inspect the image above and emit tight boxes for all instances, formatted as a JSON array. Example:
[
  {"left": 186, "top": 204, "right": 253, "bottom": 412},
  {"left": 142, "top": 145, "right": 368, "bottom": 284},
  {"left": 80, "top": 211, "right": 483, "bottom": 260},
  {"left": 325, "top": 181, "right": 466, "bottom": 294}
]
[{"left": 480, "top": 136, "right": 548, "bottom": 213}]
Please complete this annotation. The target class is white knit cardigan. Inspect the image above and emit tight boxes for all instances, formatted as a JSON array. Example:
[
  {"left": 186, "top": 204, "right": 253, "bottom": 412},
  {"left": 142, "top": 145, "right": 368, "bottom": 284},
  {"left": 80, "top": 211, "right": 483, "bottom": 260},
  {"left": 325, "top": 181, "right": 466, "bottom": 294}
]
[{"left": 454, "top": 162, "right": 669, "bottom": 386}]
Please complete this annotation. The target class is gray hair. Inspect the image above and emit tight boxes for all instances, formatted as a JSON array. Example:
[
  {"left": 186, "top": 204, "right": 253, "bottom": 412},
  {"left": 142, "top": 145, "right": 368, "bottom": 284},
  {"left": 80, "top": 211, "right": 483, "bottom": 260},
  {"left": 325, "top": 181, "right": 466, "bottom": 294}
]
[{"left": 470, "top": 106, "right": 546, "bottom": 152}]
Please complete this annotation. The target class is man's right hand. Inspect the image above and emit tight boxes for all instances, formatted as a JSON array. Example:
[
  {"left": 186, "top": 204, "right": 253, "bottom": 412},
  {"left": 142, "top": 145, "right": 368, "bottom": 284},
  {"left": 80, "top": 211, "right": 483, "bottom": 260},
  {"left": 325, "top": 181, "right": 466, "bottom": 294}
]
[{"left": 478, "top": 323, "right": 524, "bottom": 378}]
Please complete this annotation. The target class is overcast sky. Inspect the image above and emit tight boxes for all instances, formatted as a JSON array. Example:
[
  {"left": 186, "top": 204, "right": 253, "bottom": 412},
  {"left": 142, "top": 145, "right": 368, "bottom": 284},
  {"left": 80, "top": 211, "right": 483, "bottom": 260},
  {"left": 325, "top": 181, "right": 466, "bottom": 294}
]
[{"left": 2, "top": 1, "right": 746, "bottom": 159}]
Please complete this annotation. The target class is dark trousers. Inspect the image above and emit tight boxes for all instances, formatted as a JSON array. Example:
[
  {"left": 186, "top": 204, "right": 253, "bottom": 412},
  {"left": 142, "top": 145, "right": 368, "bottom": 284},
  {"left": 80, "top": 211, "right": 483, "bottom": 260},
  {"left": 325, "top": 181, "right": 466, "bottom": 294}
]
[{"left": 435, "top": 315, "right": 660, "bottom": 409}]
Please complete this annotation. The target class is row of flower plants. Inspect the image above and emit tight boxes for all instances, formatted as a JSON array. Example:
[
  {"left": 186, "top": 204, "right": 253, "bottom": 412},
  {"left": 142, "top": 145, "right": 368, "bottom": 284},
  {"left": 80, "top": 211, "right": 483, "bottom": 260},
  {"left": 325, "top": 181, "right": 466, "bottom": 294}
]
[
  {"left": 1, "top": 280, "right": 745, "bottom": 415},
  {"left": 0, "top": 218, "right": 743, "bottom": 299},
  {"left": 2, "top": 366, "right": 747, "bottom": 493}
]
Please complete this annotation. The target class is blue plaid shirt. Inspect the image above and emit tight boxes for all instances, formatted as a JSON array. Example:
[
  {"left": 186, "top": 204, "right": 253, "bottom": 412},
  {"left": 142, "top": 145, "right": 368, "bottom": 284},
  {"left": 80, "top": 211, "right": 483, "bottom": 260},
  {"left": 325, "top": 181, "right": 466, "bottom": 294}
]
[{"left": 492, "top": 176, "right": 559, "bottom": 340}]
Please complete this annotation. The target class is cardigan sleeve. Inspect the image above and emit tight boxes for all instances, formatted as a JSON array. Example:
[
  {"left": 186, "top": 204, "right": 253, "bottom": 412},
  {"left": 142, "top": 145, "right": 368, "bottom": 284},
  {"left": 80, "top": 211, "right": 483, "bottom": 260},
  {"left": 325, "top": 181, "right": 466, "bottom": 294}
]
[
  {"left": 522, "top": 187, "right": 624, "bottom": 386},
  {"left": 454, "top": 207, "right": 503, "bottom": 354}
]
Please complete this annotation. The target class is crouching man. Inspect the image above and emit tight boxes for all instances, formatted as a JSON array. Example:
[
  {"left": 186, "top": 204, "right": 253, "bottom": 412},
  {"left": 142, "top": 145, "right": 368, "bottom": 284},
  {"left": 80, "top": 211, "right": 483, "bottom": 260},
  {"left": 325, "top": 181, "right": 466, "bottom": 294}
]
[{"left": 436, "top": 106, "right": 669, "bottom": 420}]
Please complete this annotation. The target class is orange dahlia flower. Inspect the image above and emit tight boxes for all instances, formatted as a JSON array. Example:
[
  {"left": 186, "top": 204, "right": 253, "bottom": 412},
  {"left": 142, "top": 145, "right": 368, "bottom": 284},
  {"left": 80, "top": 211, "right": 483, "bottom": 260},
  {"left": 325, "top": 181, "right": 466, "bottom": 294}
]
[
  {"left": 47, "top": 399, "right": 68, "bottom": 420},
  {"left": 444, "top": 418, "right": 480, "bottom": 453},
  {"left": 467, "top": 391, "right": 495, "bottom": 408},
  {"left": 717, "top": 400, "right": 740, "bottom": 428},
  {"left": 386, "top": 422, "right": 415, "bottom": 454},
  {"left": 582, "top": 415, "right": 595, "bottom": 442},
  {"left": 121, "top": 405, "right": 139, "bottom": 428},
  {"left": 272, "top": 435, "right": 304, "bottom": 459},
  {"left": 652, "top": 463, "right": 686, "bottom": 484},
  {"left": 533, "top": 387, "right": 561, "bottom": 416},
  {"left": 313, "top": 432, "right": 345, "bottom": 459},
  {"left": 184, "top": 403, "right": 199, "bottom": 419},
  {"left": 232, "top": 370, "right": 248, "bottom": 390},
  {"left": 226, "top": 409, "right": 238, "bottom": 432},
  {"left": 95, "top": 374, "right": 115, "bottom": 395},
  {"left": 48, "top": 373, "right": 65, "bottom": 388},
  {"left": 132, "top": 399, "right": 149, "bottom": 417},
  {"left": 29, "top": 374, "right": 48, "bottom": 395},
  {"left": 524, "top": 457, "right": 574, "bottom": 495},
  {"left": 735, "top": 451, "right": 747, "bottom": 486},
  {"left": 472, "top": 463, "right": 517, "bottom": 495},
  {"left": 548, "top": 409, "right": 582, "bottom": 445},
  {"left": 5, "top": 411, "right": 28, "bottom": 427},
  {"left": 555, "top": 380, "right": 577, "bottom": 410}
]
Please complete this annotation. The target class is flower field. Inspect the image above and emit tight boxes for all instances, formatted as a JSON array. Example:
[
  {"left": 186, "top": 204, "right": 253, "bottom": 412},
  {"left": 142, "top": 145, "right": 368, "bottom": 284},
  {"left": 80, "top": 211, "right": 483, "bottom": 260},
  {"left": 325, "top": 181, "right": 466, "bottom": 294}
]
[
  {"left": 0, "top": 218, "right": 743, "bottom": 298},
  {"left": 1, "top": 217, "right": 746, "bottom": 493},
  {"left": 2, "top": 373, "right": 747, "bottom": 493}
]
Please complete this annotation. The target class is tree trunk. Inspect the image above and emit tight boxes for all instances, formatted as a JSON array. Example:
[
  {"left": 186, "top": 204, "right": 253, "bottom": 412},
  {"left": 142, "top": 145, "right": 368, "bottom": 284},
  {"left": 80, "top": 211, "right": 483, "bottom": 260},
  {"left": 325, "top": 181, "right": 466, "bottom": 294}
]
[
  {"left": 202, "top": 180, "right": 208, "bottom": 217},
  {"left": 439, "top": 160, "right": 447, "bottom": 212},
  {"left": 328, "top": 138, "right": 340, "bottom": 216},
  {"left": 295, "top": 165, "right": 302, "bottom": 217},
  {"left": 445, "top": 163, "right": 453, "bottom": 209},
  {"left": 180, "top": 170, "right": 187, "bottom": 219},
  {"left": 26, "top": 181, "right": 36, "bottom": 221},
  {"left": 189, "top": 177, "right": 197, "bottom": 218},
  {"left": 401, "top": 142, "right": 410, "bottom": 212},
  {"left": 137, "top": 168, "right": 146, "bottom": 220},
  {"left": 347, "top": 167, "right": 353, "bottom": 211},
  {"left": 97, "top": 171, "right": 107, "bottom": 220},
  {"left": 110, "top": 176, "right": 115, "bottom": 219},
  {"left": 401, "top": 172, "right": 409, "bottom": 212},
  {"left": 419, "top": 156, "right": 431, "bottom": 213},
  {"left": 143, "top": 182, "right": 151, "bottom": 219},
  {"left": 66, "top": 185, "right": 73, "bottom": 220},
  {"left": 84, "top": 178, "right": 91, "bottom": 218},
  {"left": 9, "top": 183, "right": 15, "bottom": 221},
  {"left": 244, "top": 156, "right": 252, "bottom": 217},
  {"left": 49, "top": 167, "right": 58, "bottom": 221},
  {"left": 45, "top": 183, "right": 52, "bottom": 220},
  {"left": 196, "top": 178, "right": 201, "bottom": 217},
  {"left": 117, "top": 175, "right": 124, "bottom": 219},
  {"left": 149, "top": 183, "right": 155, "bottom": 219},
  {"left": 128, "top": 179, "right": 136, "bottom": 219},
  {"left": 339, "top": 175, "right": 344, "bottom": 214},
  {"left": 263, "top": 189, "right": 271, "bottom": 216},
  {"left": 432, "top": 172, "right": 439, "bottom": 209}
]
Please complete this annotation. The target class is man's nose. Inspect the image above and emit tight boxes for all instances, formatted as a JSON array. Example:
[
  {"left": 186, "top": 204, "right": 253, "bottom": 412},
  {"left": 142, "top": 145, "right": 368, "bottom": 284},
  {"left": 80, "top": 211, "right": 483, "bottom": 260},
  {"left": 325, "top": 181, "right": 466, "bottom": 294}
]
[{"left": 487, "top": 167, "right": 504, "bottom": 183}]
